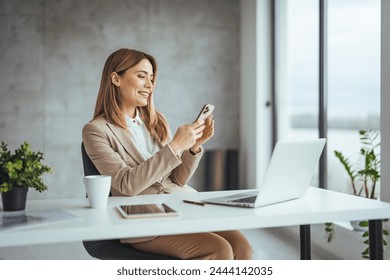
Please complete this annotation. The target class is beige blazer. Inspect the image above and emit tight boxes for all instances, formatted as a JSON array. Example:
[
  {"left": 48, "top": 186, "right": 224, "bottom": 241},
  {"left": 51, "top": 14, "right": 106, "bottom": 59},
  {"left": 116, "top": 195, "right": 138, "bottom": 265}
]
[{"left": 82, "top": 116, "right": 203, "bottom": 243}]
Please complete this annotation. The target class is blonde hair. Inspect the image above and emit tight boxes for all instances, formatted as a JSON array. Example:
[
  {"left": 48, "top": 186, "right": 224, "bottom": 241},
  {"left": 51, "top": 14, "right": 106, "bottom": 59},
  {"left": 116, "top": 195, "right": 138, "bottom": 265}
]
[{"left": 93, "top": 48, "right": 170, "bottom": 144}]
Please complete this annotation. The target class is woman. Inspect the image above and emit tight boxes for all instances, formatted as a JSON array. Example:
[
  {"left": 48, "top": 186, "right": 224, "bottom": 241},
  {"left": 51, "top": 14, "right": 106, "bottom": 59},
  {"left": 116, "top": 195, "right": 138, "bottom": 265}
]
[{"left": 82, "top": 48, "right": 252, "bottom": 260}]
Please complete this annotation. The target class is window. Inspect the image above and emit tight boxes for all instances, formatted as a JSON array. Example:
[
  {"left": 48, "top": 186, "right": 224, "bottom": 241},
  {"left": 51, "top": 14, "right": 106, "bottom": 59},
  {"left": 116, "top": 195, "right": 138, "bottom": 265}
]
[
  {"left": 327, "top": 0, "right": 380, "bottom": 193},
  {"left": 275, "top": 0, "right": 381, "bottom": 191},
  {"left": 276, "top": 0, "right": 320, "bottom": 186}
]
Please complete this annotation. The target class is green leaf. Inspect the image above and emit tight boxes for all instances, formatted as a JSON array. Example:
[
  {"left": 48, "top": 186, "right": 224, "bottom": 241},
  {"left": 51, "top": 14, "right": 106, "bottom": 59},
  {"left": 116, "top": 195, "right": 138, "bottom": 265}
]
[
  {"left": 334, "top": 151, "right": 356, "bottom": 181},
  {"left": 359, "top": 221, "right": 369, "bottom": 227}
]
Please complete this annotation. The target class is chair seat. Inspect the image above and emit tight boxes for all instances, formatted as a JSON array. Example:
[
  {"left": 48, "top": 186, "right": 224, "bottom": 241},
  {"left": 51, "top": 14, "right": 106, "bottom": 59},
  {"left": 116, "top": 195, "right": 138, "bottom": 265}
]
[{"left": 83, "top": 240, "right": 177, "bottom": 260}]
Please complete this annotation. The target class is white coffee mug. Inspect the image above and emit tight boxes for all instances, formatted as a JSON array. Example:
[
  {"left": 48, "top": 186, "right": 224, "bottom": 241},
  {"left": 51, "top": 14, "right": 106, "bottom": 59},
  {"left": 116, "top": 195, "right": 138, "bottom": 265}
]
[{"left": 83, "top": 175, "right": 111, "bottom": 209}]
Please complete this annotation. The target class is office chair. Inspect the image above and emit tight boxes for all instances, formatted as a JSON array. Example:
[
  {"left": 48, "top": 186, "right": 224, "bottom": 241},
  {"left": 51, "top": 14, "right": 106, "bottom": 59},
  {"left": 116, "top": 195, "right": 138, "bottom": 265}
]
[{"left": 81, "top": 142, "right": 177, "bottom": 260}]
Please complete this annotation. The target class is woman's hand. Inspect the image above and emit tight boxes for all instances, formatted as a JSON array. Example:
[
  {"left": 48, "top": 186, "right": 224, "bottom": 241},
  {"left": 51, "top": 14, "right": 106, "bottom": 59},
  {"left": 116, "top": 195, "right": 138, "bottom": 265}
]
[
  {"left": 190, "top": 116, "right": 214, "bottom": 154},
  {"left": 169, "top": 120, "right": 206, "bottom": 155}
]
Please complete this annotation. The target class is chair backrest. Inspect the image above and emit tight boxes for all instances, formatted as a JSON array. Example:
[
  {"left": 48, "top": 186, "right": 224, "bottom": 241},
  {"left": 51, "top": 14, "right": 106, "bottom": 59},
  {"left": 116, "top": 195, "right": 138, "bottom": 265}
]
[
  {"left": 81, "top": 142, "right": 100, "bottom": 176},
  {"left": 81, "top": 142, "right": 112, "bottom": 196}
]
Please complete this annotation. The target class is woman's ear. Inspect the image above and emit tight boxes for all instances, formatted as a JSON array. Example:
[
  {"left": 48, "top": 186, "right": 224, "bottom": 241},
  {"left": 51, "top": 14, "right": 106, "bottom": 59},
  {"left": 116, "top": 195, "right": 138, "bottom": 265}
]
[{"left": 111, "top": 72, "right": 120, "bottom": 86}]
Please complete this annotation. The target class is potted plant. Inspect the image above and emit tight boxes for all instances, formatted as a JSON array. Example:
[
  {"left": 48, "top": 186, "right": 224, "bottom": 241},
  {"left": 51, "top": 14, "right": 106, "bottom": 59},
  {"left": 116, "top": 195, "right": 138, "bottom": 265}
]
[
  {"left": 0, "top": 141, "right": 52, "bottom": 211},
  {"left": 324, "top": 129, "right": 389, "bottom": 258}
]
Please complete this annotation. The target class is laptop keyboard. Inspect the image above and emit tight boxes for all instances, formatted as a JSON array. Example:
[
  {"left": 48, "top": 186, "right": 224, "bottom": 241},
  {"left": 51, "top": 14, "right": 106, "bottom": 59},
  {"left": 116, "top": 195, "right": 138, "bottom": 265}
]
[{"left": 230, "top": 195, "right": 257, "bottom": 204}]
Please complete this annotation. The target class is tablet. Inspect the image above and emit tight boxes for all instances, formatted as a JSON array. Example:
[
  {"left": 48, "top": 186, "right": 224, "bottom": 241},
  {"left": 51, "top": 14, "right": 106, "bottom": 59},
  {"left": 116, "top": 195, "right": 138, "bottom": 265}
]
[{"left": 116, "top": 203, "right": 180, "bottom": 219}]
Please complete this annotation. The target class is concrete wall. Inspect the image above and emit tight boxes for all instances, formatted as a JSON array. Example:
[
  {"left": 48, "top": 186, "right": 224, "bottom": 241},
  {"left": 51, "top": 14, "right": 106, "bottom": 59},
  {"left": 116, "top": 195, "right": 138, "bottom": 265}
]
[{"left": 0, "top": 0, "right": 240, "bottom": 199}]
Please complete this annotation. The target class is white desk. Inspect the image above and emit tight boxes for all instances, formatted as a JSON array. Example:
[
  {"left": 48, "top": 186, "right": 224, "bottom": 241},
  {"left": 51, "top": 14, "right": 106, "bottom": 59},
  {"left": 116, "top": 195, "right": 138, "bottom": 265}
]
[{"left": 1, "top": 187, "right": 390, "bottom": 259}]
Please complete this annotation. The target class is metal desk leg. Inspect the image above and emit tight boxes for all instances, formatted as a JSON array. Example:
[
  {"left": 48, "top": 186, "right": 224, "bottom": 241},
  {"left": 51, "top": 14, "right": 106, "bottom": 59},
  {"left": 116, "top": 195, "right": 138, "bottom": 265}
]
[
  {"left": 369, "top": 219, "right": 383, "bottom": 260},
  {"left": 300, "top": 225, "right": 311, "bottom": 260}
]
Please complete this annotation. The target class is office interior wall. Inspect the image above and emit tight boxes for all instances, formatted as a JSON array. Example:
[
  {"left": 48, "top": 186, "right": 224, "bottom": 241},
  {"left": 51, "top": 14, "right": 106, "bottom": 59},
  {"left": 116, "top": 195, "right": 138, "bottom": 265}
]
[
  {"left": 381, "top": 0, "right": 390, "bottom": 203},
  {"left": 0, "top": 0, "right": 240, "bottom": 198},
  {"left": 239, "top": 0, "right": 257, "bottom": 188},
  {"left": 239, "top": 0, "right": 273, "bottom": 188}
]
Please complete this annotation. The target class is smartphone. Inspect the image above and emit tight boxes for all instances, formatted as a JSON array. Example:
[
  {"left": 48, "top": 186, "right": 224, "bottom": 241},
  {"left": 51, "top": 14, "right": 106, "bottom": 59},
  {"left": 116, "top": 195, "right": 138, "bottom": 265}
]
[{"left": 194, "top": 104, "right": 215, "bottom": 122}]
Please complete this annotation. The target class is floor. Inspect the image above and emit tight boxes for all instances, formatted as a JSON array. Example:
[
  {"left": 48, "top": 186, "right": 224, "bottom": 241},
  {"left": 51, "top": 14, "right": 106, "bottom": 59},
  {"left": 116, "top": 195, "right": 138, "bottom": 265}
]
[{"left": 0, "top": 227, "right": 323, "bottom": 260}]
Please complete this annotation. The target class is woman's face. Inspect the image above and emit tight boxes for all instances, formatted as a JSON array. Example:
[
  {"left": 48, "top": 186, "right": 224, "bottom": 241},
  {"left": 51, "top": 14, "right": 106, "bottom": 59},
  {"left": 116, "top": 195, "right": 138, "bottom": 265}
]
[{"left": 113, "top": 59, "right": 154, "bottom": 115}]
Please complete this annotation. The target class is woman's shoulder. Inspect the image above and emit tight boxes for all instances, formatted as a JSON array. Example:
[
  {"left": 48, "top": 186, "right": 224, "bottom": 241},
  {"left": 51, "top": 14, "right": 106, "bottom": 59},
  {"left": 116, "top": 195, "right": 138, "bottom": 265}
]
[
  {"left": 82, "top": 116, "right": 109, "bottom": 133},
  {"left": 87, "top": 116, "right": 107, "bottom": 125}
]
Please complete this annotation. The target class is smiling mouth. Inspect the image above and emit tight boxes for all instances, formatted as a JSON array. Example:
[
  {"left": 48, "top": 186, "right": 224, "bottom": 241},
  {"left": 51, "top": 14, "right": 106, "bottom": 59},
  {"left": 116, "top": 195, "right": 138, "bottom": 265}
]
[{"left": 139, "top": 91, "right": 149, "bottom": 98}]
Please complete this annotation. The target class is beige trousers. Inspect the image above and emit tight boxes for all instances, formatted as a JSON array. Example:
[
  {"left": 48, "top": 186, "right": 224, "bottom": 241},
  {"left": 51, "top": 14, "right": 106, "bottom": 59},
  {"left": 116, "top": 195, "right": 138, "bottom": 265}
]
[{"left": 131, "top": 230, "right": 253, "bottom": 260}]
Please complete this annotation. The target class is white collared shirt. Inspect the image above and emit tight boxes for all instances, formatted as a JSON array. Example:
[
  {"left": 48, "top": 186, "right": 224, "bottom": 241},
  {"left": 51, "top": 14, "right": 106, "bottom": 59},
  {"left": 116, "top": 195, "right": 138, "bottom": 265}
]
[{"left": 125, "top": 111, "right": 160, "bottom": 160}]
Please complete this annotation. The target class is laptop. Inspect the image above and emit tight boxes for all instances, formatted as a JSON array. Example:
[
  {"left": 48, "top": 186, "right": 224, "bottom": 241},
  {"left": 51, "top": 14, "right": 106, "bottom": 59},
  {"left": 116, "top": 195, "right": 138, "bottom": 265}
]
[{"left": 201, "top": 139, "right": 326, "bottom": 208}]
